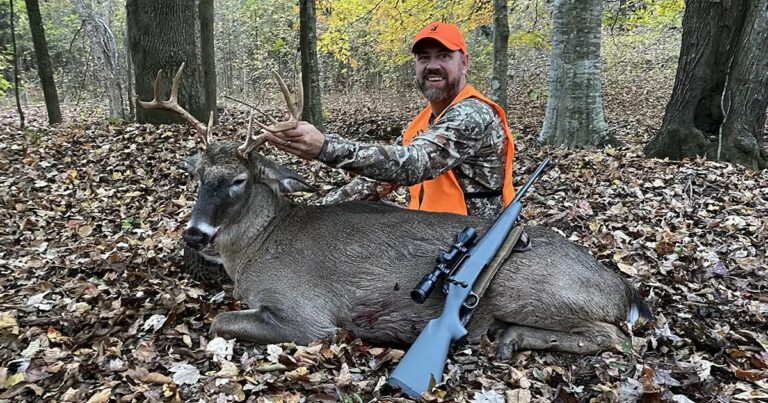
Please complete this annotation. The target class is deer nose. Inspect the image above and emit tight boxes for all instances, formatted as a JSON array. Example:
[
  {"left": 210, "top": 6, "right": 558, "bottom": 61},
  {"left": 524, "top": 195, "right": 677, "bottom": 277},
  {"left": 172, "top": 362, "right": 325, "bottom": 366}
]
[{"left": 184, "top": 227, "right": 211, "bottom": 250}]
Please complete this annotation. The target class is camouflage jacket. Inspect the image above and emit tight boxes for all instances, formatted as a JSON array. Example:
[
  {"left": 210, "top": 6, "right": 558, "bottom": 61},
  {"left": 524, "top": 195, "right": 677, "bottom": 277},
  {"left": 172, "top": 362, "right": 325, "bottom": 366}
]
[{"left": 315, "top": 98, "right": 509, "bottom": 218}]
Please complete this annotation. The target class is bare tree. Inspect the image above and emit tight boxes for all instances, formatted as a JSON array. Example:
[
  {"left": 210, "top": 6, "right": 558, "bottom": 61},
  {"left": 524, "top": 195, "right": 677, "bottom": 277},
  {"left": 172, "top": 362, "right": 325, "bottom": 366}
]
[
  {"left": 72, "top": 0, "right": 124, "bottom": 119},
  {"left": 538, "top": 0, "right": 609, "bottom": 147},
  {"left": 300, "top": 0, "right": 324, "bottom": 131},
  {"left": 644, "top": 0, "right": 767, "bottom": 170},
  {"left": 9, "top": 0, "right": 24, "bottom": 128},
  {"left": 199, "top": 0, "right": 216, "bottom": 123},
  {"left": 491, "top": 0, "right": 510, "bottom": 112},
  {"left": 24, "top": 0, "right": 62, "bottom": 124}
]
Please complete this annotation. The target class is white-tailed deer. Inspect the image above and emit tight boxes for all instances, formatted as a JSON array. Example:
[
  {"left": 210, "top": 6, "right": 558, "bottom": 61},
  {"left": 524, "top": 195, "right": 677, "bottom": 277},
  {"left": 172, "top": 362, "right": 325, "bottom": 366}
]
[{"left": 139, "top": 65, "right": 652, "bottom": 359}]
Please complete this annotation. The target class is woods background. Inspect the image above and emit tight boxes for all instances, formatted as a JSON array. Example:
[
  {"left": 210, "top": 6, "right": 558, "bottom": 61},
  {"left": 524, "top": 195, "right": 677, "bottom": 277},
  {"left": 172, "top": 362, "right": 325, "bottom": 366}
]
[{"left": 1, "top": 1, "right": 767, "bottom": 402}]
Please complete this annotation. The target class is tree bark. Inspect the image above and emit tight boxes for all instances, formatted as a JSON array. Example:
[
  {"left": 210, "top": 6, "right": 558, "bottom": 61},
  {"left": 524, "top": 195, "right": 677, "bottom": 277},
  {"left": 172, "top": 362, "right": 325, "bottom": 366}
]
[
  {"left": 538, "top": 0, "right": 609, "bottom": 147},
  {"left": 9, "top": 0, "right": 25, "bottom": 128},
  {"left": 124, "top": 20, "right": 135, "bottom": 120},
  {"left": 645, "top": 0, "right": 767, "bottom": 170},
  {"left": 199, "top": 0, "right": 217, "bottom": 123},
  {"left": 126, "top": 0, "right": 206, "bottom": 124},
  {"left": 24, "top": 0, "right": 62, "bottom": 124},
  {"left": 491, "top": 0, "right": 509, "bottom": 112},
  {"left": 300, "top": 0, "right": 324, "bottom": 131},
  {"left": 720, "top": 0, "right": 768, "bottom": 169},
  {"left": 73, "top": 0, "right": 124, "bottom": 119}
]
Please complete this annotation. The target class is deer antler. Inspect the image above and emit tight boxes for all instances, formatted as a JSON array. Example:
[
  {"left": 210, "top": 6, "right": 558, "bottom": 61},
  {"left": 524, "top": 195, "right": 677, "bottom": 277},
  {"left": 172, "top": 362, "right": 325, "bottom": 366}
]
[
  {"left": 137, "top": 63, "right": 212, "bottom": 146},
  {"left": 238, "top": 71, "right": 303, "bottom": 157}
]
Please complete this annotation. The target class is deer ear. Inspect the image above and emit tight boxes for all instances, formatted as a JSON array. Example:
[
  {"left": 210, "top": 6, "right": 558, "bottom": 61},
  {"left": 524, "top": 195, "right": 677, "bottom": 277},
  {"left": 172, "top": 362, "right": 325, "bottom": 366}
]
[
  {"left": 179, "top": 154, "right": 203, "bottom": 175},
  {"left": 259, "top": 157, "right": 318, "bottom": 195},
  {"left": 275, "top": 176, "right": 317, "bottom": 194}
]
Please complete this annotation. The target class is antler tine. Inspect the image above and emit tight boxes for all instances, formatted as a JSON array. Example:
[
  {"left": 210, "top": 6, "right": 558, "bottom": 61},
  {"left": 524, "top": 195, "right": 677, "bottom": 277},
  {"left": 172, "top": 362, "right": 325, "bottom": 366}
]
[
  {"left": 251, "top": 71, "right": 303, "bottom": 133},
  {"left": 206, "top": 111, "right": 214, "bottom": 145},
  {"left": 272, "top": 71, "right": 301, "bottom": 118},
  {"left": 170, "top": 62, "right": 185, "bottom": 103},
  {"left": 239, "top": 109, "right": 268, "bottom": 157},
  {"left": 152, "top": 69, "right": 163, "bottom": 103},
  {"left": 136, "top": 63, "right": 210, "bottom": 146}
]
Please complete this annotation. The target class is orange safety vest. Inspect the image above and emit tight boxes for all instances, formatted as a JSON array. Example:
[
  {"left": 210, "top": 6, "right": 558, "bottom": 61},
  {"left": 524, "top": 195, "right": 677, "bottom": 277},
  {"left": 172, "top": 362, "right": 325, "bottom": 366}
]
[{"left": 402, "top": 85, "right": 515, "bottom": 215}]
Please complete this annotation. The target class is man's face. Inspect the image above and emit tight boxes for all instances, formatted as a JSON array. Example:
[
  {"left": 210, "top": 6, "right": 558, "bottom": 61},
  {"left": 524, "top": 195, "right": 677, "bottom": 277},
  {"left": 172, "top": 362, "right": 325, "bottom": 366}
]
[{"left": 413, "top": 40, "right": 468, "bottom": 103}]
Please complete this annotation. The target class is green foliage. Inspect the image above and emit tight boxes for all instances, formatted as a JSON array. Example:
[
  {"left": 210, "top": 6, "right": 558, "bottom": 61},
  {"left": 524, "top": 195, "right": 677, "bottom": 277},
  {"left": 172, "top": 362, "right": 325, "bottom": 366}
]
[
  {"left": 318, "top": 0, "right": 493, "bottom": 67},
  {"left": 339, "top": 394, "right": 364, "bottom": 403},
  {"left": 107, "top": 116, "right": 123, "bottom": 126},
  {"left": 0, "top": 76, "right": 10, "bottom": 95},
  {"left": 22, "top": 127, "right": 42, "bottom": 143},
  {"left": 604, "top": 0, "right": 685, "bottom": 31},
  {"left": 509, "top": 31, "right": 549, "bottom": 49},
  {"left": 0, "top": 55, "right": 12, "bottom": 96},
  {"left": 215, "top": 0, "right": 300, "bottom": 96},
  {"left": 121, "top": 217, "right": 138, "bottom": 232}
]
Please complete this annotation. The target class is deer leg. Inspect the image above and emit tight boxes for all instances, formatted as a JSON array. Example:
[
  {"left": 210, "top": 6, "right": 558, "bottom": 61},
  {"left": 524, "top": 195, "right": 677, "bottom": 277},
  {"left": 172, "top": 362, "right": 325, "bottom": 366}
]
[
  {"left": 495, "top": 322, "right": 628, "bottom": 360},
  {"left": 210, "top": 308, "right": 331, "bottom": 345}
]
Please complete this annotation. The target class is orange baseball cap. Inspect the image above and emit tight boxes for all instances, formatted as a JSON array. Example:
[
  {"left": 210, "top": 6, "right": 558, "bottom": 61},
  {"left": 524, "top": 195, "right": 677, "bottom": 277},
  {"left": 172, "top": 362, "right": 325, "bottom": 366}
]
[{"left": 411, "top": 22, "right": 467, "bottom": 54}]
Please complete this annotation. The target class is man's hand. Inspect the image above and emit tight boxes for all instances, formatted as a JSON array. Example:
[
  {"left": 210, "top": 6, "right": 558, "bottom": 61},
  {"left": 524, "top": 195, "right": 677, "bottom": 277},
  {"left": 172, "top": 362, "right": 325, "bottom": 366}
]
[{"left": 265, "top": 121, "right": 325, "bottom": 160}]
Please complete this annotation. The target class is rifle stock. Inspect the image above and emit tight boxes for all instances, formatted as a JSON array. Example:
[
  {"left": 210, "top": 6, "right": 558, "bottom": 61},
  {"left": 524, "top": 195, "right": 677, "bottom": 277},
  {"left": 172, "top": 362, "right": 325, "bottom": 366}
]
[
  {"left": 388, "top": 158, "right": 549, "bottom": 399},
  {"left": 388, "top": 306, "right": 466, "bottom": 397}
]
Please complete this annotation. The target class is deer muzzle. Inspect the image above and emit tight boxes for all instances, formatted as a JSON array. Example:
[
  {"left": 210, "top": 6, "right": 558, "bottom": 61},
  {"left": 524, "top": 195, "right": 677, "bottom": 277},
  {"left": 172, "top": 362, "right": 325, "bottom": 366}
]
[{"left": 184, "top": 222, "right": 220, "bottom": 250}]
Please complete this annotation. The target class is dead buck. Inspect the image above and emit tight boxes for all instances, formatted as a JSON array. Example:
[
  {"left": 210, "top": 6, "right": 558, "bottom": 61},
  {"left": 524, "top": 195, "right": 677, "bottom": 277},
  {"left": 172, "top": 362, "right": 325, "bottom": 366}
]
[{"left": 139, "top": 65, "right": 651, "bottom": 359}]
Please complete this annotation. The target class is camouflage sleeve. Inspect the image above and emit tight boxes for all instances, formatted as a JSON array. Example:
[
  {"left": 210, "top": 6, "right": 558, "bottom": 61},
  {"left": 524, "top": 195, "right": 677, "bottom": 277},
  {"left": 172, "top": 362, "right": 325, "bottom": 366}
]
[
  {"left": 309, "top": 176, "right": 397, "bottom": 205},
  {"left": 318, "top": 99, "right": 495, "bottom": 186}
]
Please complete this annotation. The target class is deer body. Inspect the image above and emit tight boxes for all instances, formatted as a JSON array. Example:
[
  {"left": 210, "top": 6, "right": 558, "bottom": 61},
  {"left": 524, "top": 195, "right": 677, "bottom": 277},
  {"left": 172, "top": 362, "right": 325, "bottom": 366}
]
[
  {"left": 139, "top": 68, "right": 649, "bottom": 357},
  {"left": 190, "top": 143, "right": 649, "bottom": 357}
]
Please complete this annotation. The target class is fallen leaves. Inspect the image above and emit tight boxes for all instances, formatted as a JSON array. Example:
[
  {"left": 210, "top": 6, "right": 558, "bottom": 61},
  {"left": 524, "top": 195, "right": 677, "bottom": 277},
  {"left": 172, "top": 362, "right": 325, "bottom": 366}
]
[{"left": 0, "top": 101, "right": 766, "bottom": 402}]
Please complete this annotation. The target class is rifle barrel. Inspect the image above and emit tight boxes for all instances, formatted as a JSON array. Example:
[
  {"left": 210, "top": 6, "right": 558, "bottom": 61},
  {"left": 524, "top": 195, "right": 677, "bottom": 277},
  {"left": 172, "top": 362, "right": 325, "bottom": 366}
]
[{"left": 511, "top": 157, "right": 550, "bottom": 205}]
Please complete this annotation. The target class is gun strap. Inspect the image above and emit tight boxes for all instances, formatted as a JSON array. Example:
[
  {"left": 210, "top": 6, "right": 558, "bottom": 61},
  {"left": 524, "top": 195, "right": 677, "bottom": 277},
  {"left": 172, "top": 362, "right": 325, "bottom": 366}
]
[{"left": 472, "top": 224, "right": 526, "bottom": 298}]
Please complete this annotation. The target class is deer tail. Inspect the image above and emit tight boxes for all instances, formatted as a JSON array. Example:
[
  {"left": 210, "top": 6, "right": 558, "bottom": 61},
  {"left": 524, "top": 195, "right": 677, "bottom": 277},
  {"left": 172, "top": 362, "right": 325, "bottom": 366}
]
[{"left": 624, "top": 280, "right": 653, "bottom": 325}]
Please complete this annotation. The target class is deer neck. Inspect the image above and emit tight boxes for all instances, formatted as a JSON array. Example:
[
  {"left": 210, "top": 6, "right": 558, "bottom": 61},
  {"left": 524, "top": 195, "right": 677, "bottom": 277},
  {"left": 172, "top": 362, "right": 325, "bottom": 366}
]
[{"left": 215, "top": 182, "right": 291, "bottom": 277}]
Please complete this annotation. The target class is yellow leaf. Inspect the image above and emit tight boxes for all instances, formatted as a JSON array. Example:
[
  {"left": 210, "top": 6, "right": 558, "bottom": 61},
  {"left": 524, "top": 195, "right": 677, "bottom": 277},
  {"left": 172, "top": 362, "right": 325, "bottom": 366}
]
[
  {"left": 4, "top": 373, "right": 25, "bottom": 389},
  {"left": 86, "top": 389, "right": 112, "bottom": 403},
  {"left": 77, "top": 225, "right": 93, "bottom": 238},
  {"left": 589, "top": 220, "right": 601, "bottom": 232},
  {"left": 617, "top": 262, "right": 638, "bottom": 277},
  {"left": 0, "top": 312, "right": 18, "bottom": 331}
]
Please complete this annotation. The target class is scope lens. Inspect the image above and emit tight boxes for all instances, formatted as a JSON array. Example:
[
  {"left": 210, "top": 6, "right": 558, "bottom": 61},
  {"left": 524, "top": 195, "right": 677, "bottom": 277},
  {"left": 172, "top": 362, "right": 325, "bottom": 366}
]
[{"left": 410, "top": 279, "right": 435, "bottom": 304}]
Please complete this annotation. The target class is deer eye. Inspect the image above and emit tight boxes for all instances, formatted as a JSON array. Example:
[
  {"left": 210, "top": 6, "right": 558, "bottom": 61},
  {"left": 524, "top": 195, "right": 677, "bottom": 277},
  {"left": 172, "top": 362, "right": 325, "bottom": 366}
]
[{"left": 232, "top": 177, "right": 246, "bottom": 187}]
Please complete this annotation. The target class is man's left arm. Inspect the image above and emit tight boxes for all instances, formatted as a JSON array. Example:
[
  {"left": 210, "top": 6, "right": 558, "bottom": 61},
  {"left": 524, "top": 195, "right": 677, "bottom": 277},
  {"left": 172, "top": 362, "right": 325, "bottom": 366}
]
[{"left": 319, "top": 100, "right": 495, "bottom": 186}]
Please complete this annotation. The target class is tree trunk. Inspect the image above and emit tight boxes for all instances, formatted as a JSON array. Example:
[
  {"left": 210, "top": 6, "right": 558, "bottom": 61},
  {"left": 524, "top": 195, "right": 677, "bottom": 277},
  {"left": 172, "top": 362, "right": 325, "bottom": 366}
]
[
  {"left": 537, "top": 0, "right": 609, "bottom": 147},
  {"left": 74, "top": 0, "right": 124, "bottom": 119},
  {"left": 124, "top": 20, "right": 135, "bottom": 120},
  {"left": 126, "top": 0, "right": 206, "bottom": 124},
  {"left": 300, "top": 0, "right": 324, "bottom": 131},
  {"left": 644, "top": 0, "right": 767, "bottom": 170},
  {"left": 491, "top": 0, "right": 509, "bottom": 112},
  {"left": 9, "top": 0, "right": 25, "bottom": 128},
  {"left": 199, "top": 0, "right": 217, "bottom": 123},
  {"left": 24, "top": 0, "right": 62, "bottom": 125}
]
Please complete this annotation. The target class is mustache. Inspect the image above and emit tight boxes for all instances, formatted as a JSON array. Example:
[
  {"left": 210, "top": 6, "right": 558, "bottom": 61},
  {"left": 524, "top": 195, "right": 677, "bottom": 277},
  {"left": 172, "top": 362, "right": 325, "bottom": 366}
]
[{"left": 421, "top": 69, "right": 445, "bottom": 78}]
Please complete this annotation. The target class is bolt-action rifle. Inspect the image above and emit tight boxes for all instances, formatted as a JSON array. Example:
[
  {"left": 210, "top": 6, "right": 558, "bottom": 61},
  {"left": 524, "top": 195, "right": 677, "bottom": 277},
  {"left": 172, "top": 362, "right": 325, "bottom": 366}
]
[{"left": 389, "top": 158, "right": 550, "bottom": 399}]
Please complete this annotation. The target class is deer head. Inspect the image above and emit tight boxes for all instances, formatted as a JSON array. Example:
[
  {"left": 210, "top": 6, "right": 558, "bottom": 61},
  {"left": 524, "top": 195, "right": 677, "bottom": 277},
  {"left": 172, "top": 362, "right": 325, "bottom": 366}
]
[{"left": 138, "top": 64, "right": 312, "bottom": 251}]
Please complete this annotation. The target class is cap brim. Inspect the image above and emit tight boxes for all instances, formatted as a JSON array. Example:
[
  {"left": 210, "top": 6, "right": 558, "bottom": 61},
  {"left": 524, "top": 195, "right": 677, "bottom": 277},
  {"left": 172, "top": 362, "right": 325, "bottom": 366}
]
[{"left": 411, "top": 37, "right": 461, "bottom": 53}]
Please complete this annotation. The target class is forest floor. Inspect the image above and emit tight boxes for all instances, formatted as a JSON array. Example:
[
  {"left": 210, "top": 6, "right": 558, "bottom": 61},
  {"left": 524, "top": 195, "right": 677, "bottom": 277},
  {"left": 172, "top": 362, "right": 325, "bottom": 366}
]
[{"left": 1, "top": 78, "right": 767, "bottom": 403}]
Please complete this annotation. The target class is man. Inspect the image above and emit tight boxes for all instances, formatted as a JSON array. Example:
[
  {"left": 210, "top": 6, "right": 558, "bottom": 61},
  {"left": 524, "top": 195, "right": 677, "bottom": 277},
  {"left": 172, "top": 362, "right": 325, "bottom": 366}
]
[{"left": 266, "top": 22, "right": 515, "bottom": 218}]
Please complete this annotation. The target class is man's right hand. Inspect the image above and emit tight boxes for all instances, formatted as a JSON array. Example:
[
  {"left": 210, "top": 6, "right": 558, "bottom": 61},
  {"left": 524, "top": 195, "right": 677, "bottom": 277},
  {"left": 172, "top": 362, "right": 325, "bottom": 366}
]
[{"left": 265, "top": 121, "right": 325, "bottom": 160}]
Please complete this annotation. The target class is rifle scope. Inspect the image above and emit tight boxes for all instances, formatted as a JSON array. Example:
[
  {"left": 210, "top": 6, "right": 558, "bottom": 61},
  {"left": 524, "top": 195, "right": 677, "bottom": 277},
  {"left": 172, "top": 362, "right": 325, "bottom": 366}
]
[{"left": 411, "top": 227, "right": 477, "bottom": 304}]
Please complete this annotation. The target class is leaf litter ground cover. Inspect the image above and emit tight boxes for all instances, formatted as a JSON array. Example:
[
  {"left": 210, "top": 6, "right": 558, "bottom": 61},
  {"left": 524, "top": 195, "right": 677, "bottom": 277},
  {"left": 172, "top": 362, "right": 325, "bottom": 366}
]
[{"left": 0, "top": 104, "right": 766, "bottom": 402}]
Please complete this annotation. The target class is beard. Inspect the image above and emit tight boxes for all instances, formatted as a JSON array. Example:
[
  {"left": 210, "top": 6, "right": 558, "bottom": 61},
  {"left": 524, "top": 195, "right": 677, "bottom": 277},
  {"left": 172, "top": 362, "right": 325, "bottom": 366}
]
[{"left": 417, "top": 73, "right": 462, "bottom": 102}]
